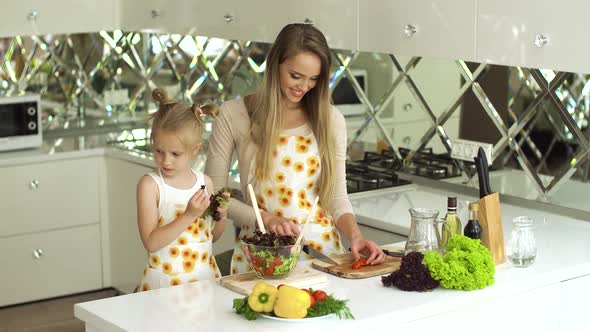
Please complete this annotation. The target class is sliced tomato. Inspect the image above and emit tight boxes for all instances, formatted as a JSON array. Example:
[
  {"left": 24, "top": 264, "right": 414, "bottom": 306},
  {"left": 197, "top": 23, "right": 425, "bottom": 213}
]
[
  {"left": 351, "top": 257, "right": 368, "bottom": 270},
  {"left": 273, "top": 256, "right": 283, "bottom": 265}
]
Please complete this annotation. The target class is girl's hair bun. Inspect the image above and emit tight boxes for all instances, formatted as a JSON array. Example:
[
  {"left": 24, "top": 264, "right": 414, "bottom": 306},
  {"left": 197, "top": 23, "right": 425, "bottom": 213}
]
[{"left": 152, "top": 88, "right": 175, "bottom": 106}]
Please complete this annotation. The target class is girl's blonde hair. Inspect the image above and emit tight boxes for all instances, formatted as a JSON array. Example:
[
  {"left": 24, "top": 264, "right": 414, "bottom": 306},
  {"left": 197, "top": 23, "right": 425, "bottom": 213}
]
[
  {"left": 150, "top": 88, "right": 218, "bottom": 149},
  {"left": 245, "top": 23, "right": 336, "bottom": 208}
]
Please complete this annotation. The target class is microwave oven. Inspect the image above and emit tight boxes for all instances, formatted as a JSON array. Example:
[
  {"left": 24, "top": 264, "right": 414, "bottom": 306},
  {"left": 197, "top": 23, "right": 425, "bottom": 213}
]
[{"left": 0, "top": 94, "right": 42, "bottom": 152}]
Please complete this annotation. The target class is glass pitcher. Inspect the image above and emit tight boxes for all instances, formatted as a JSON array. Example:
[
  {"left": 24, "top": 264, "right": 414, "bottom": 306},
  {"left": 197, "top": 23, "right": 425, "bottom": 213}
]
[
  {"left": 405, "top": 208, "right": 444, "bottom": 254},
  {"left": 507, "top": 216, "right": 537, "bottom": 267}
]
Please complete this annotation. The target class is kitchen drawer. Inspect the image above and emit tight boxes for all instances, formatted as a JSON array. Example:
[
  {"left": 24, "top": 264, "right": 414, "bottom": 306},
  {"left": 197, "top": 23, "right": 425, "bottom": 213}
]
[
  {"left": 0, "top": 224, "right": 102, "bottom": 307},
  {"left": 477, "top": 0, "right": 590, "bottom": 73},
  {"left": 283, "top": 0, "right": 358, "bottom": 50},
  {"left": 359, "top": 0, "right": 477, "bottom": 61},
  {"left": 0, "top": 157, "right": 99, "bottom": 236},
  {"left": 194, "top": 0, "right": 285, "bottom": 43},
  {"left": 0, "top": 0, "right": 117, "bottom": 37}
]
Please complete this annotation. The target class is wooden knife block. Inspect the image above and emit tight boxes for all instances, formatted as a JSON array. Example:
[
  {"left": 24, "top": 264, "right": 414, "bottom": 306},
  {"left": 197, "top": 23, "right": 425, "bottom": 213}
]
[{"left": 477, "top": 193, "right": 505, "bottom": 264}]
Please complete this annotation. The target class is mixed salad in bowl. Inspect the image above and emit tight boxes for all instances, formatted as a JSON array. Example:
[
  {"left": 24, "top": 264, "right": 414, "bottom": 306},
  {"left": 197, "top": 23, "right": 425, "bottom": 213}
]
[{"left": 241, "top": 230, "right": 302, "bottom": 279}]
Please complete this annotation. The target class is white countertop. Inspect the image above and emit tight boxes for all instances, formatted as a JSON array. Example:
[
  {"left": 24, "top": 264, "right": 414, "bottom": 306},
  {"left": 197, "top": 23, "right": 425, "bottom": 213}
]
[{"left": 74, "top": 187, "right": 590, "bottom": 331}]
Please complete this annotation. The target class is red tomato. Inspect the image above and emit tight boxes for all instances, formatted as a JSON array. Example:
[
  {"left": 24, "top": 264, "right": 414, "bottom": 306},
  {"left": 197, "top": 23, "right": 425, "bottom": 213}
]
[
  {"left": 312, "top": 290, "right": 328, "bottom": 302},
  {"left": 301, "top": 288, "right": 316, "bottom": 307},
  {"left": 351, "top": 257, "right": 368, "bottom": 270}
]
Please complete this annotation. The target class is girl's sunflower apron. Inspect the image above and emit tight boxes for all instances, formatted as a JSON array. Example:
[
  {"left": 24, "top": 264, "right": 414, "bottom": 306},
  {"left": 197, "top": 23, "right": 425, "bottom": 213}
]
[
  {"left": 139, "top": 169, "right": 221, "bottom": 291},
  {"left": 230, "top": 133, "right": 346, "bottom": 274}
]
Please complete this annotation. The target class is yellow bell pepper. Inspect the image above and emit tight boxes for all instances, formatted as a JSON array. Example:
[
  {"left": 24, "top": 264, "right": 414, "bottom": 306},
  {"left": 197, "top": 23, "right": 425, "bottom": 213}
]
[
  {"left": 247, "top": 282, "right": 278, "bottom": 313},
  {"left": 273, "top": 285, "right": 312, "bottom": 319}
]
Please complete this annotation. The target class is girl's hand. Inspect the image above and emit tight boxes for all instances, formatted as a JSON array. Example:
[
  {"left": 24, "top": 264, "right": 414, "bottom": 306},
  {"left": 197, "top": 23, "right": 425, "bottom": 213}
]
[
  {"left": 261, "top": 210, "right": 300, "bottom": 236},
  {"left": 350, "top": 236, "right": 385, "bottom": 265},
  {"left": 185, "top": 189, "right": 210, "bottom": 218},
  {"left": 216, "top": 192, "right": 231, "bottom": 222}
]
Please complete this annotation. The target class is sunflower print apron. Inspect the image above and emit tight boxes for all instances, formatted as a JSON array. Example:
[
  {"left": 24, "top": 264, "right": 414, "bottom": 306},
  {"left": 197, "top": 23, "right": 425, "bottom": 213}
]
[
  {"left": 230, "top": 133, "right": 346, "bottom": 275},
  {"left": 139, "top": 169, "right": 221, "bottom": 291}
]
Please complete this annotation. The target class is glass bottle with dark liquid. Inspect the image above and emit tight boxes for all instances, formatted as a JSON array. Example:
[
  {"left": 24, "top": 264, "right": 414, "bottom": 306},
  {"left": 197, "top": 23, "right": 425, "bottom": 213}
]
[{"left": 464, "top": 202, "right": 482, "bottom": 240}]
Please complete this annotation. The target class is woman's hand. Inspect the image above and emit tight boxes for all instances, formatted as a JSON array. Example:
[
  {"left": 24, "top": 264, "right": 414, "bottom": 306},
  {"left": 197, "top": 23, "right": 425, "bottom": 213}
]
[
  {"left": 185, "top": 189, "right": 210, "bottom": 219},
  {"left": 350, "top": 236, "right": 385, "bottom": 265},
  {"left": 260, "top": 210, "right": 300, "bottom": 236}
]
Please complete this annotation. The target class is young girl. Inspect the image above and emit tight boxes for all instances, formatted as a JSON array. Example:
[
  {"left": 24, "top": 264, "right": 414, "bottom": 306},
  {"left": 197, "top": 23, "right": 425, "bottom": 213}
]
[
  {"left": 206, "top": 23, "right": 385, "bottom": 275},
  {"left": 137, "top": 88, "right": 228, "bottom": 291}
]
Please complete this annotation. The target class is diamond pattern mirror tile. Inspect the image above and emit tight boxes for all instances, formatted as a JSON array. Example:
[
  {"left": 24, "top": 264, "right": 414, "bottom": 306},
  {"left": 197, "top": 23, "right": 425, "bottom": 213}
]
[{"left": 1, "top": 31, "right": 589, "bottom": 198}]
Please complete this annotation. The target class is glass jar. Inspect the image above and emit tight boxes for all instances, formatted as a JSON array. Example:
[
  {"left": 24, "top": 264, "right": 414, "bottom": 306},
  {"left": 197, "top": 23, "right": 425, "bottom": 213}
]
[
  {"left": 405, "top": 208, "right": 444, "bottom": 254},
  {"left": 507, "top": 216, "right": 537, "bottom": 267}
]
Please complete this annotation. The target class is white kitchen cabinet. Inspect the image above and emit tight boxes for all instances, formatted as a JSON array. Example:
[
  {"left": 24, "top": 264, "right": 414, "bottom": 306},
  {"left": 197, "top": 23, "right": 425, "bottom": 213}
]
[
  {"left": 194, "top": 0, "right": 285, "bottom": 43},
  {"left": 0, "top": 0, "right": 117, "bottom": 38},
  {"left": 0, "top": 157, "right": 99, "bottom": 237},
  {"left": 282, "top": 0, "right": 358, "bottom": 50},
  {"left": 119, "top": 0, "right": 198, "bottom": 34},
  {"left": 0, "top": 224, "right": 102, "bottom": 307},
  {"left": 477, "top": 0, "right": 590, "bottom": 73},
  {"left": 195, "top": 0, "right": 360, "bottom": 48},
  {"left": 105, "top": 157, "right": 153, "bottom": 294},
  {"left": 359, "top": 0, "right": 477, "bottom": 61}
]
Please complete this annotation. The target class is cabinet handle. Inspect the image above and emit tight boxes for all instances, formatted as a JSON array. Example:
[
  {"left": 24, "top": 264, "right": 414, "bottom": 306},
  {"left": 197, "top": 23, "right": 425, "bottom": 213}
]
[
  {"left": 403, "top": 24, "right": 417, "bottom": 38},
  {"left": 304, "top": 18, "right": 314, "bottom": 25},
  {"left": 32, "top": 249, "right": 44, "bottom": 259},
  {"left": 27, "top": 10, "right": 39, "bottom": 21},
  {"left": 150, "top": 9, "right": 161, "bottom": 19},
  {"left": 29, "top": 179, "right": 40, "bottom": 190},
  {"left": 224, "top": 14, "right": 234, "bottom": 23},
  {"left": 534, "top": 34, "right": 549, "bottom": 48},
  {"left": 403, "top": 103, "right": 413, "bottom": 111}
]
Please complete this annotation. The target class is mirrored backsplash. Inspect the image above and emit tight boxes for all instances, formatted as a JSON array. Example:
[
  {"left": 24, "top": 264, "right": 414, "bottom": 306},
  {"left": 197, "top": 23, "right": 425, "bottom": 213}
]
[{"left": 2, "top": 31, "right": 590, "bottom": 212}]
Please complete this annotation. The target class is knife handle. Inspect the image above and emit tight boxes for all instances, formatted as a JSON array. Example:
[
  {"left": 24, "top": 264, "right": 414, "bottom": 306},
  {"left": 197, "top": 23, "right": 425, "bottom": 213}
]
[
  {"left": 479, "top": 150, "right": 492, "bottom": 196},
  {"left": 474, "top": 156, "right": 487, "bottom": 198}
]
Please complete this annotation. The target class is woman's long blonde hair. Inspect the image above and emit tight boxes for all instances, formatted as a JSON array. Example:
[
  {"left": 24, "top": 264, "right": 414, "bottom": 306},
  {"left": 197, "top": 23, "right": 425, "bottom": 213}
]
[{"left": 245, "top": 23, "right": 336, "bottom": 208}]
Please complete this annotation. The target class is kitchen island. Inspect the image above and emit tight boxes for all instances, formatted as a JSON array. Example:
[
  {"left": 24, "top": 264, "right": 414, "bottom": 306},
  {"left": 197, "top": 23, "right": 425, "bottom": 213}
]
[{"left": 74, "top": 193, "right": 590, "bottom": 332}]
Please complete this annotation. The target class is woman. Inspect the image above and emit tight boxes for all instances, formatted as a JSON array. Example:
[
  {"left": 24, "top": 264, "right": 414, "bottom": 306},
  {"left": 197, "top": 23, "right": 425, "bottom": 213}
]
[{"left": 205, "top": 23, "right": 385, "bottom": 274}]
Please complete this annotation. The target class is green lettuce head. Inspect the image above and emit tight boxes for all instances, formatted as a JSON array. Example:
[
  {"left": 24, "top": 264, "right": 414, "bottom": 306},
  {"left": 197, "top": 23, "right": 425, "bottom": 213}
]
[{"left": 424, "top": 235, "right": 495, "bottom": 290}]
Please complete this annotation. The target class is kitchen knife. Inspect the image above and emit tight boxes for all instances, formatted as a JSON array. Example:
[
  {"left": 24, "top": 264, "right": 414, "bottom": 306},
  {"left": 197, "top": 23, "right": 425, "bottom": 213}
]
[
  {"left": 478, "top": 147, "right": 493, "bottom": 196},
  {"left": 303, "top": 244, "right": 339, "bottom": 265},
  {"left": 382, "top": 248, "right": 404, "bottom": 258}
]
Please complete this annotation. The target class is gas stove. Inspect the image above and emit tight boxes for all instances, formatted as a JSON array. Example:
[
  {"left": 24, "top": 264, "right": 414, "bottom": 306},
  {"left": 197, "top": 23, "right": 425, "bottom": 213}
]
[
  {"left": 346, "top": 151, "right": 411, "bottom": 193},
  {"left": 399, "top": 147, "right": 469, "bottom": 179}
]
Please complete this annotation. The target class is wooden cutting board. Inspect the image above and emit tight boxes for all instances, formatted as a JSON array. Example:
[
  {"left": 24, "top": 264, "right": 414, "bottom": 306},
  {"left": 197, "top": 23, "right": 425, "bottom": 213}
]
[
  {"left": 219, "top": 266, "right": 328, "bottom": 295},
  {"left": 311, "top": 246, "right": 403, "bottom": 279}
]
